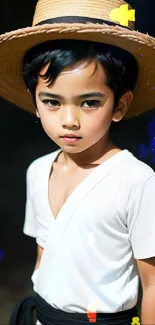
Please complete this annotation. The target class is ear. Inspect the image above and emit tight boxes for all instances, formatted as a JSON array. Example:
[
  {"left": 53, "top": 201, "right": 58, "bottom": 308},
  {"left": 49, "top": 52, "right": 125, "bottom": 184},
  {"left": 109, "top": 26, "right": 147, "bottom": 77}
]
[
  {"left": 112, "top": 91, "right": 133, "bottom": 122},
  {"left": 36, "top": 109, "right": 40, "bottom": 118}
]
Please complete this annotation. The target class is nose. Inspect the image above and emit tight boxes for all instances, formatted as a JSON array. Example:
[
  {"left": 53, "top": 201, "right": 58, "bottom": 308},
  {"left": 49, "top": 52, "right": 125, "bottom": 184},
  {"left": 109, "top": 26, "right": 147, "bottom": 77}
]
[{"left": 61, "top": 106, "right": 80, "bottom": 128}]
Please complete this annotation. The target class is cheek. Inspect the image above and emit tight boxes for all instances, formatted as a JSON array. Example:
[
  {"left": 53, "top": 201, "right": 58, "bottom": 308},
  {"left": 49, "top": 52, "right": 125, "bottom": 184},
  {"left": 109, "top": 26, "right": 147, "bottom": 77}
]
[
  {"left": 36, "top": 104, "right": 56, "bottom": 131},
  {"left": 83, "top": 117, "right": 108, "bottom": 138},
  {"left": 36, "top": 99, "right": 53, "bottom": 123},
  {"left": 86, "top": 107, "right": 112, "bottom": 131},
  {"left": 39, "top": 113, "right": 58, "bottom": 130},
  {"left": 39, "top": 115, "right": 59, "bottom": 140},
  {"left": 83, "top": 108, "right": 113, "bottom": 139}
]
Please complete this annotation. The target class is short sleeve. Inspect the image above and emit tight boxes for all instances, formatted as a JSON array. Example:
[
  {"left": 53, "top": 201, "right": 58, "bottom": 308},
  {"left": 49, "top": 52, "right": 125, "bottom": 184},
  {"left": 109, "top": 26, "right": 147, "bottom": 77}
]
[
  {"left": 127, "top": 174, "right": 155, "bottom": 259},
  {"left": 23, "top": 166, "right": 37, "bottom": 238}
]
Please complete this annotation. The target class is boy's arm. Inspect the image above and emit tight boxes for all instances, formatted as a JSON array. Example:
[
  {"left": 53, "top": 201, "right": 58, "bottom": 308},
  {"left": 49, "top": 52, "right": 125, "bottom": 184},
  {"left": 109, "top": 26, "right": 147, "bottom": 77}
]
[
  {"left": 34, "top": 244, "right": 44, "bottom": 271},
  {"left": 126, "top": 175, "right": 155, "bottom": 324},
  {"left": 137, "top": 257, "right": 155, "bottom": 324}
]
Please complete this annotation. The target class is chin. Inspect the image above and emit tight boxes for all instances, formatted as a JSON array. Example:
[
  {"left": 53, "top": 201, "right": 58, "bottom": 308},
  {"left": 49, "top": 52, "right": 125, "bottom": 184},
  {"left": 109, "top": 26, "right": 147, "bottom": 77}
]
[{"left": 61, "top": 145, "right": 85, "bottom": 153}]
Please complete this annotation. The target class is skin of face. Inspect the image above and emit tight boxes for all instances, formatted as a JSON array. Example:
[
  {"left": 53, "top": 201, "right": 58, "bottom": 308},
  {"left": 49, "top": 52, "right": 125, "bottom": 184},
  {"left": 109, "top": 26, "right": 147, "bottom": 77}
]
[{"left": 35, "top": 59, "right": 133, "bottom": 166}]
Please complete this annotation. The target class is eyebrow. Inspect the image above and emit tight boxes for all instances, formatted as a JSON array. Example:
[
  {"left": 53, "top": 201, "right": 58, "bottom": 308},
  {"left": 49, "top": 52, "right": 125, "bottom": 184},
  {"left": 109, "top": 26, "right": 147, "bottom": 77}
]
[{"left": 38, "top": 91, "right": 105, "bottom": 100}]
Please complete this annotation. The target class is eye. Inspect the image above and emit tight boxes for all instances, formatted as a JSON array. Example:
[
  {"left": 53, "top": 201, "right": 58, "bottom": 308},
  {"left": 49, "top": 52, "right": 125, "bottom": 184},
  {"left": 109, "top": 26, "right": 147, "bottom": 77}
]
[
  {"left": 82, "top": 100, "right": 101, "bottom": 108},
  {"left": 42, "top": 99, "right": 60, "bottom": 107}
]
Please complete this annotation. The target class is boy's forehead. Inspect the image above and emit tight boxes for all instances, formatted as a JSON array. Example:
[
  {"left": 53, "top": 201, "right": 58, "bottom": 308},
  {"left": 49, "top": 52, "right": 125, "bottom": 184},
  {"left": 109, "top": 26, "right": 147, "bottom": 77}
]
[
  {"left": 36, "top": 59, "right": 112, "bottom": 99},
  {"left": 39, "top": 59, "right": 107, "bottom": 81}
]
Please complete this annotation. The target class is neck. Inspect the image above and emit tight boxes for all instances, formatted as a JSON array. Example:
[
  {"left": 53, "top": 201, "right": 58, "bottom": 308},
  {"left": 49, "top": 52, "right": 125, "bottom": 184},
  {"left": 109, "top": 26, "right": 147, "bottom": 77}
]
[{"left": 60, "top": 137, "right": 120, "bottom": 170}]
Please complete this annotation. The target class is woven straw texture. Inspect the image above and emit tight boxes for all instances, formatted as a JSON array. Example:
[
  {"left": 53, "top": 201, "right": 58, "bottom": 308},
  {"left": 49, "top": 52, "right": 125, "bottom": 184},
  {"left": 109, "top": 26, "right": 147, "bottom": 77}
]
[{"left": 33, "top": 0, "right": 134, "bottom": 29}]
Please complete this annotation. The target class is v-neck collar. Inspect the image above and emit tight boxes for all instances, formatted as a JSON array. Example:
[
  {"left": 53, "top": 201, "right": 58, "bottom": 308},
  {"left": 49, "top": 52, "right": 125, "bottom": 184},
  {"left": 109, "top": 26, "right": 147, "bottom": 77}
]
[{"left": 44, "top": 148, "right": 131, "bottom": 223}]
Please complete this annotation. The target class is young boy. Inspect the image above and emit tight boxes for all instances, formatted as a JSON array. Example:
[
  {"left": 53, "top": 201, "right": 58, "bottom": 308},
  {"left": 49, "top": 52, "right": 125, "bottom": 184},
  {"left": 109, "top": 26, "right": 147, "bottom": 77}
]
[{"left": 1, "top": 0, "right": 155, "bottom": 324}]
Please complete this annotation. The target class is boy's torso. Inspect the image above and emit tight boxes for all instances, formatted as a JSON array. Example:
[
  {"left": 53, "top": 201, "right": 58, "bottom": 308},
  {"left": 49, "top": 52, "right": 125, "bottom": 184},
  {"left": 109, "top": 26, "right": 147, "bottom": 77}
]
[
  {"left": 28, "top": 146, "right": 155, "bottom": 313},
  {"left": 48, "top": 146, "right": 122, "bottom": 219}
]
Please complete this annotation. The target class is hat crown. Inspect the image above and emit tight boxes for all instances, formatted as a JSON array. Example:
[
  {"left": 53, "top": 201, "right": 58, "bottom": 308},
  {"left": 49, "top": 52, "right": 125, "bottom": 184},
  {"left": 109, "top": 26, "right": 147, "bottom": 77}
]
[{"left": 32, "top": 0, "right": 135, "bottom": 29}]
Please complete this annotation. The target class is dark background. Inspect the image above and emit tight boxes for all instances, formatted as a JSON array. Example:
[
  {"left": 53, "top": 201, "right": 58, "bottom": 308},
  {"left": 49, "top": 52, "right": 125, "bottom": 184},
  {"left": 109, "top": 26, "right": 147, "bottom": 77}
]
[{"left": 0, "top": 0, "right": 155, "bottom": 323}]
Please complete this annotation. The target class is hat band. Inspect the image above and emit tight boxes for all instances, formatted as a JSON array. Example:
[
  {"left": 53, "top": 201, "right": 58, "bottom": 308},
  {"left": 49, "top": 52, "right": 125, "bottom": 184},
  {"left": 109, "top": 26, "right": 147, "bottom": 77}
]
[{"left": 35, "top": 16, "right": 132, "bottom": 30}]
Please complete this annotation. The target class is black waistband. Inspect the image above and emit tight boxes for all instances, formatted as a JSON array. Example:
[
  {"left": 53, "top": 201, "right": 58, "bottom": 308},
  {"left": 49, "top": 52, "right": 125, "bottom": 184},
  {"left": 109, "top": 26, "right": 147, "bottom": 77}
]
[{"left": 36, "top": 294, "right": 138, "bottom": 325}]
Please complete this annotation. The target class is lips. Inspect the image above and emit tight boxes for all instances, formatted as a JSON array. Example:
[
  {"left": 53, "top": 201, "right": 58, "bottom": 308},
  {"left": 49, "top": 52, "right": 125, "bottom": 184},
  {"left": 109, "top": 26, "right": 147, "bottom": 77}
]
[
  {"left": 61, "top": 134, "right": 81, "bottom": 138},
  {"left": 60, "top": 135, "right": 81, "bottom": 144}
]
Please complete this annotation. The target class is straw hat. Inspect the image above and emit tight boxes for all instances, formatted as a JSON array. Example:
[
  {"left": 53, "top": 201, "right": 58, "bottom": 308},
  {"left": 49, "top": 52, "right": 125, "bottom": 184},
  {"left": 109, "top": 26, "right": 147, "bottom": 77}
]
[{"left": 0, "top": 0, "right": 155, "bottom": 119}]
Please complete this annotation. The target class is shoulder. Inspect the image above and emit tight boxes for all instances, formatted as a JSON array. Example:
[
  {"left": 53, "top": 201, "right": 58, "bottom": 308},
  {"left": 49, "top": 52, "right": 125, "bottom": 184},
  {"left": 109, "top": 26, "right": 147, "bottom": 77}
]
[
  {"left": 120, "top": 150, "right": 155, "bottom": 201},
  {"left": 114, "top": 151, "right": 155, "bottom": 225},
  {"left": 26, "top": 149, "right": 60, "bottom": 181},
  {"left": 122, "top": 150, "right": 154, "bottom": 183}
]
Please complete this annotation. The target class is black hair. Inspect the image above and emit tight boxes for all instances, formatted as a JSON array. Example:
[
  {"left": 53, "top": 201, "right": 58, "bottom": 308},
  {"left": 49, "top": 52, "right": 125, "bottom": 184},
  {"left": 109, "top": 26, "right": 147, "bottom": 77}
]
[{"left": 22, "top": 39, "right": 138, "bottom": 110}]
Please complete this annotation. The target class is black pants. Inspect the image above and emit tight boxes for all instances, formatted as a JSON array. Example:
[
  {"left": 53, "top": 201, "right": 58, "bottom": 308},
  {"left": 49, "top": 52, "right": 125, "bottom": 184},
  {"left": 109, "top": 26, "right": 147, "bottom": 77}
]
[{"left": 36, "top": 294, "right": 139, "bottom": 325}]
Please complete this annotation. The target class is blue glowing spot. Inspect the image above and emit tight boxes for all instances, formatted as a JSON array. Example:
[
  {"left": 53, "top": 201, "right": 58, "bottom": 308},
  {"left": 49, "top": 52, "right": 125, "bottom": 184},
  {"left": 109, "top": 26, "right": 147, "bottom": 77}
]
[
  {"left": 0, "top": 249, "right": 5, "bottom": 262},
  {"left": 139, "top": 143, "right": 150, "bottom": 159},
  {"left": 148, "top": 117, "right": 155, "bottom": 138},
  {"left": 139, "top": 143, "right": 155, "bottom": 163},
  {"left": 150, "top": 138, "right": 155, "bottom": 148},
  {"left": 152, "top": 86, "right": 155, "bottom": 90},
  {"left": 138, "top": 117, "right": 155, "bottom": 163}
]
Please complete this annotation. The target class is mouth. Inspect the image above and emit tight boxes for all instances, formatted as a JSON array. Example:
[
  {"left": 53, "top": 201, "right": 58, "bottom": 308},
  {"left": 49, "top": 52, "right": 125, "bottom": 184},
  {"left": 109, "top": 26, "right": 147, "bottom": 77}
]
[
  {"left": 60, "top": 136, "right": 81, "bottom": 144},
  {"left": 61, "top": 134, "right": 81, "bottom": 138},
  {"left": 61, "top": 136, "right": 81, "bottom": 138}
]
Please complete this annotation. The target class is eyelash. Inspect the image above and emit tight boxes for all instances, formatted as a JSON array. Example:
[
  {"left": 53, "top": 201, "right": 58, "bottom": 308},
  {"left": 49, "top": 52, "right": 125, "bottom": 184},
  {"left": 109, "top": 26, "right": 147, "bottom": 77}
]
[{"left": 41, "top": 99, "right": 101, "bottom": 108}]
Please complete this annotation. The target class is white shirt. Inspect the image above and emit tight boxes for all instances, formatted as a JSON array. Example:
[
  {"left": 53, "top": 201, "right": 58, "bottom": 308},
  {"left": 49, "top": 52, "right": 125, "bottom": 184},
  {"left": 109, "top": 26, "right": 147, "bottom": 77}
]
[{"left": 23, "top": 148, "right": 155, "bottom": 313}]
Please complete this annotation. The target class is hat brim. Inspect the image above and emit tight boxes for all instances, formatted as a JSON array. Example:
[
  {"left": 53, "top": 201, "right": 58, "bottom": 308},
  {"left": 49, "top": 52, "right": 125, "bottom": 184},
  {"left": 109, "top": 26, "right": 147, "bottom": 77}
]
[{"left": 0, "top": 22, "right": 155, "bottom": 119}]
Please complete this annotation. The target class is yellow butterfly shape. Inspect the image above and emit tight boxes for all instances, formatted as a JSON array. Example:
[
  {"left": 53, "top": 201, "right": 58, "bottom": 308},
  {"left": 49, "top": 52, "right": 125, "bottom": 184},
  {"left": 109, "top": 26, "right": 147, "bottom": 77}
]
[
  {"left": 109, "top": 4, "right": 135, "bottom": 27},
  {"left": 131, "top": 316, "right": 140, "bottom": 325}
]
